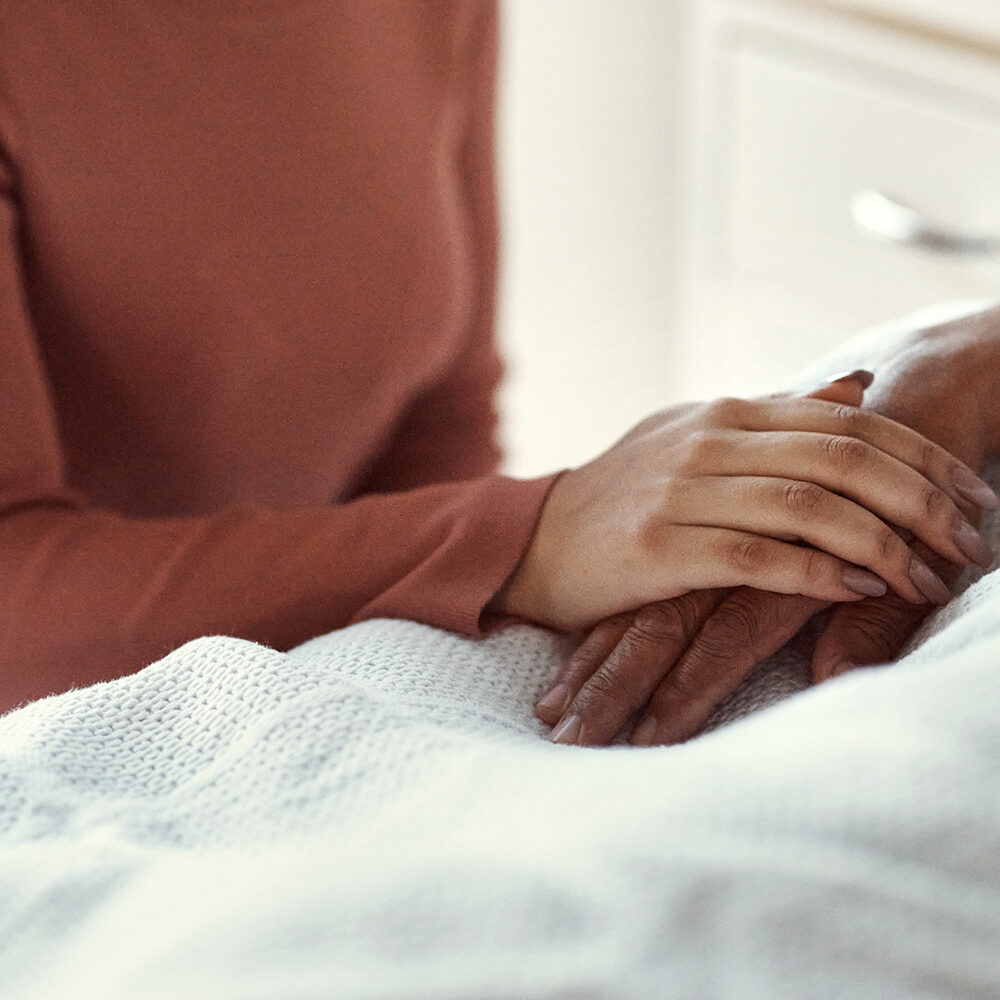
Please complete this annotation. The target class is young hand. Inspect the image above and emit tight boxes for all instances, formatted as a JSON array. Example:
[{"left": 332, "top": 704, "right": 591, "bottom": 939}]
[{"left": 498, "top": 374, "right": 993, "bottom": 633}]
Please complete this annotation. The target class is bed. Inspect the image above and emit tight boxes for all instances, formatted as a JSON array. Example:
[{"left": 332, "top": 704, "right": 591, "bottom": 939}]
[{"left": 2, "top": 313, "right": 999, "bottom": 999}]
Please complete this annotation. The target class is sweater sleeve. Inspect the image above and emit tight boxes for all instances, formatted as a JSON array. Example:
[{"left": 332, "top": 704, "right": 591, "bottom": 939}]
[{"left": 0, "top": 4, "right": 558, "bottom": 715}]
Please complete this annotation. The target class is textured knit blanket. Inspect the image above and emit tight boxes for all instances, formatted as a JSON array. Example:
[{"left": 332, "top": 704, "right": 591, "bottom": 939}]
[{"left": 2, "top": 309, "right": 1000, "bottom": 999}]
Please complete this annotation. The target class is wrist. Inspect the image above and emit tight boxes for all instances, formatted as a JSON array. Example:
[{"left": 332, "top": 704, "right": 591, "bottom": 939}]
[{"left": 491, "top": 471, "right": 573, "bottom": 629}]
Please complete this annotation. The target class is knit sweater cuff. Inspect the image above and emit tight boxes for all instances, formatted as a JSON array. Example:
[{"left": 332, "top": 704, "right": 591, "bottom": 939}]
[{"left": 352, "top": 473, "right": 561, "bottom": 638}]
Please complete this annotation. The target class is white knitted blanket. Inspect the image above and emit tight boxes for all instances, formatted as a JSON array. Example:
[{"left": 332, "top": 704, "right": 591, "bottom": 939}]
[
  {"left": 2, "top": 309, "right": 1000, "bottom": 999},
  {"left": 2, "top": 531, "right": 999, "bottom": 999}
]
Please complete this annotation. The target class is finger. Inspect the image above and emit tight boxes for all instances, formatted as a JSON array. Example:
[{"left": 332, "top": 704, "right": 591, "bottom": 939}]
[
  {"left": 715, "top": 396, "right": 999, "bottom": 512},
  {"left": 681, "top": 431, "right": 991, "bottom": 572},
  {"left": 766, "top": 369, "right": 873, "bottom": 407},
  {"left": 811, "top": 542, "right": 961, "bottom": 681},
  {"left": 811, "top": 594, "right": 930, "bottom": 683},
  {"left": 669, "top": 475, "right": 962, "bottom": 604},
  {"left": 632, "top": 590, "right": 827, "bottom": 746},
  {"left": 804, "top": 369, "right": 873, "bottom": 407},
  {"left": 535, "top": 613, "right": 632, "bottom": 725},
  {"left": 668, "top": 525, "right": 896, "bottom": 602},
  {"left": 549, "top": 590, "right": 727, "bottom": 746}
]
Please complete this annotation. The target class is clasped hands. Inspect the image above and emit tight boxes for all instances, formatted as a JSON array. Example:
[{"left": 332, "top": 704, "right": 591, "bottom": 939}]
[{"left": 499, "top": 306, "right": 1000, "bottom": 747}]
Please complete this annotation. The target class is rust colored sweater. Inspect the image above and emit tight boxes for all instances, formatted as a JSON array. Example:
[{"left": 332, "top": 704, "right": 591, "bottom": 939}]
[{"left": 0, "top": 1, "right": 555, "bottom": 712}]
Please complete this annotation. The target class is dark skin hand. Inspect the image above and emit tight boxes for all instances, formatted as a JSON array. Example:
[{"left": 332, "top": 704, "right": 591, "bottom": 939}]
[{"left": 536, "top": 305, "right": 1000, "bottom": 747}]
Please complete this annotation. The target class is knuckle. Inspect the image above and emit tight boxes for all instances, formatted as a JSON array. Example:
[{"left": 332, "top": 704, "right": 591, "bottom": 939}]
[
  {"left": 705, "top": 396, "right": 743, "bottom": 426},
  {"left": 677, "top": 592, "right": 795, "bottom": 685},
  {"left": 655, "top": 590, "right": 816, "bottom": 713},
  {"left": 681, "top": 430, "right": 720, "bottom": 470},
  {"left": 656, "top": 664, "right": 706, "bottom": 706},
  {"left": 697, "top": 599, "right": 764, "bottom": 653},
  {"left": 878, "top": 526, "right": 905, "bottom": 562},
  {"left": 675, "top": 589, "right": 720, "bottom": 630},
  {"left": 826, "top": 434, "right": 871, "bottom": 471},
  {"left": 631, "top": 601, "right": 692, "bottom": 646},
  {"left": 573, "top": 669, "right": 621, "bottom": 715},
  {"left": 832, "top": 403, "right": 865, "bottom": 437},
  {"left": 923, "top": 485, "right": 949, "bottom": 520},
  {"left": 634, "top": 514, "right": 668, "bottom": 559},
  {"left": 853, "top": 616, "right": 902, "bottom": 654},
  {"left": 849, "top": 600, "right": 925, "bottom": 655},
  {"left": 784, "top": 481, "right": 826, "bottom": 518},
  {"left": 918, "top": 439, "right": 937, "bottom": 472},
  {"left": 567, "top": 621, "right": 628, "bottom": 673},
  {"left": 729, "top": 535, "right": 772, "bottom": 572},
  {"left": 802, "top": 548, "right": 826, "bottom": 586}
]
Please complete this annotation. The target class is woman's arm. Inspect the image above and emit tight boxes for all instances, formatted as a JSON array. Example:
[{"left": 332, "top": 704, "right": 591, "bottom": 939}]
[
  {"left": 0, "top": 5, "right": 556, "bottom": 714},
  {"left": 0, "top": 0, "right": 989, "bottom": 718}
]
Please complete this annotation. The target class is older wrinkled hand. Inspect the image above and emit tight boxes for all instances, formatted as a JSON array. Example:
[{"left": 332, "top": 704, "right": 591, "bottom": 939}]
[{"left": 535, "top": 587, "right": 827, "bottom": 745}]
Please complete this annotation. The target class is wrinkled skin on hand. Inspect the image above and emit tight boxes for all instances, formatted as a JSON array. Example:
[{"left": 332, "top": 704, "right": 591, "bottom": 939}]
[{"left": 536, "top": 304, "right": 1000, "bottom": 747}]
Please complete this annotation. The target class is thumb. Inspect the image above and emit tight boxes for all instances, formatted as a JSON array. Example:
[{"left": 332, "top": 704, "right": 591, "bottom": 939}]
[
  {"left": 813, "top": 538, "right": 953, "bottom": 681},
  {"left": 812, "top": 592, "right": 931, "bottom": 682},
  {"left": 806, "top": 368, "right": 875, "bottom": 407}
]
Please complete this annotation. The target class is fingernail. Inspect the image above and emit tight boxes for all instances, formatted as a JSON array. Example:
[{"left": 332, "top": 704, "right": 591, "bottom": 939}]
[
  {"left": 826, "top": 368, "right": 875, "bottom": 389},
  {"left": 549, "top": 715, "right": 581, "bottom": 745},
  {"left": 908, "top": 557, "right": 952, "bottom": 605},
  {"left": 535, "top": 683, "right": 571, "bottom": 717},
  {"left": 951, "top": 468, "right": 999, "bottom": 510},
  {"left": 631, "top": 716, "right": 658, "bottom": 747},
  {"left": 954, "top": 521, "right": 994, "bottom": 568},
  {"left": 841, "top": 567, "right": 888, "bottom": 598}
]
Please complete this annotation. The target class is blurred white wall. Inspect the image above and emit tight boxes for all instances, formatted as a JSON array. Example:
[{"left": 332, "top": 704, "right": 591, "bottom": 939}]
[{"left": 497, "top": 0, "right": 688, "bottom": 477}]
